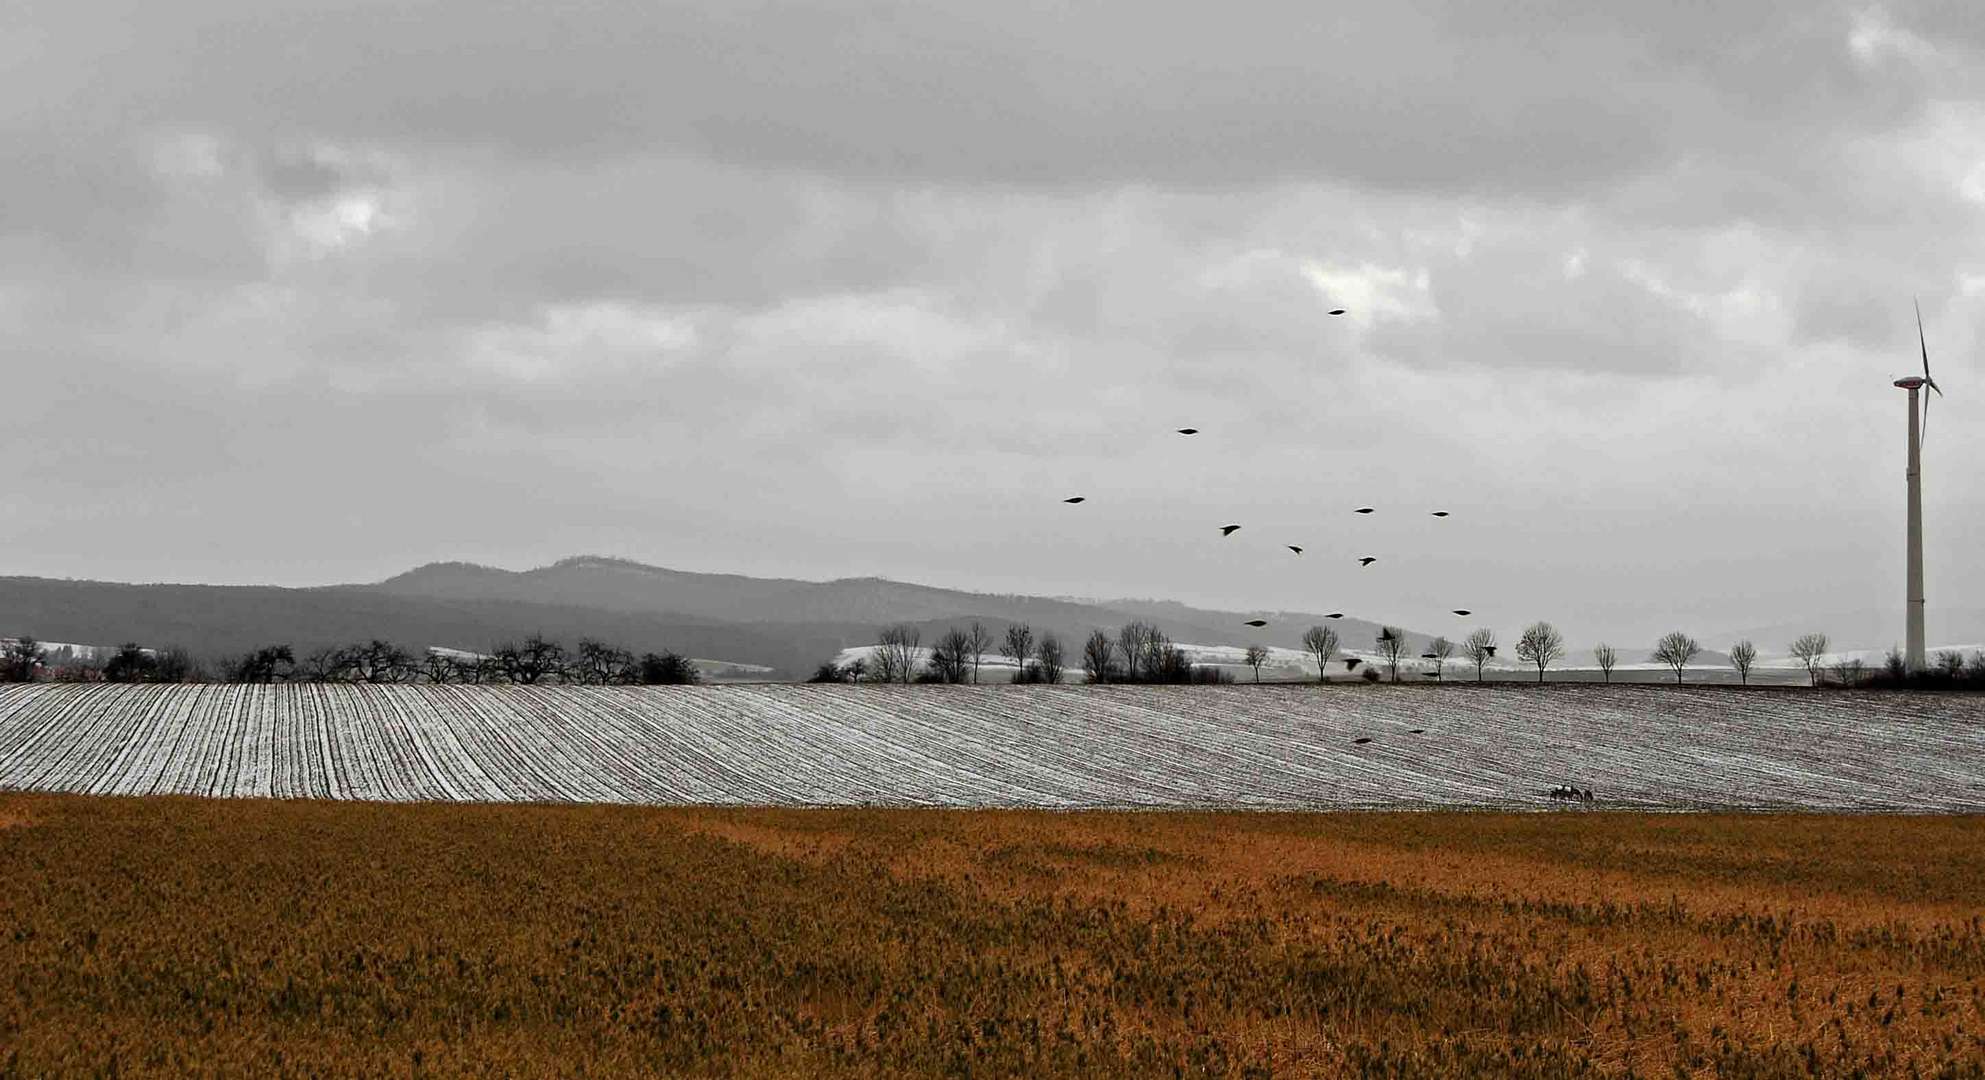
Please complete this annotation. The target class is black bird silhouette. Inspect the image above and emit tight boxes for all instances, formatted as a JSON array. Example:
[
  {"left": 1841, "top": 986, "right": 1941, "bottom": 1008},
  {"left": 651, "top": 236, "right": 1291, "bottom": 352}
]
[
  {"left": 1063, "top": 497, "right": 1086, "bottom": 504},
  {"left": 1358, "top": 557, "right": 1378, "bottom": 566},
  {"left": 1243, "top": 619, "right": 1268, "bottom": 627},
  {"left": 1177, "top": 428, "right": 1198, "bottom": 435},
  {"left": 1354, "top": 507, "right": 1375, "bottom": 514},
  {"left": 1430, "top": 511, "right": 1450, "bottom": 517},
  {"left": 1410, "top": 728, "right": 1425, "bottom": 734},
  {"left": 1221, "top": 524, "right": 1242, "bottom": 536},
  {"left": 1328, "top": 309, "right": 1347, "bottom": 316},
  {"left": 1484, "top": 645, "right": 1498, "bottom": 657},
  {"left": 1452, "top": 609, "right": 1471, "bottom": 616},
  {"left": 1344, "top": 658, "right": 1362, "bottom": 669},
  {"left": 1326, "top": 613, "right": 1344, "bottom": 619},
  {"left": 1353, "top": 737, "right": 1372, "bottom": 744},
  {"left": 1287, "top": 545, "right": 1303, "bottom": 555}
]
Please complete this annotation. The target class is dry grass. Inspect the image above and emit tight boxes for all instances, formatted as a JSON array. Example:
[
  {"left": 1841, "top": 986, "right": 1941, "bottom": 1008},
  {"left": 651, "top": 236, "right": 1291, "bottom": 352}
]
[{"left": 3, "top": 796, "right": 1983, "bottom": 1078}]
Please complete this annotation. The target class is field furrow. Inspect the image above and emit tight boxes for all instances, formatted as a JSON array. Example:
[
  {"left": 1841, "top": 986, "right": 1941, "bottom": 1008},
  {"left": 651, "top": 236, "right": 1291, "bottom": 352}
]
[{"left": 0, "top": 684, "right": 1980, "bottom": 810}]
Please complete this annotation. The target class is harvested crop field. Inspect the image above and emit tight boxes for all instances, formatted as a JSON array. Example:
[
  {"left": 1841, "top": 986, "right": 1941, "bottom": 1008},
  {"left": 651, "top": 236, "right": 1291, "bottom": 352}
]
[
  {"left": 3, "top": 796, "right": 1983, "bottom": 1077},
  {"left": 2, "top": 684, "right": 1983, "bottom": 811}
]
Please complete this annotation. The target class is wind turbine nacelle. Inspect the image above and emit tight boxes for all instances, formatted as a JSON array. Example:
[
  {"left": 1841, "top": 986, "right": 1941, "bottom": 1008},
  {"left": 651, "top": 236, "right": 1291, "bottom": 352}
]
[{"left": 1894, "top": 376, "right": 1926, "bottom": 390}]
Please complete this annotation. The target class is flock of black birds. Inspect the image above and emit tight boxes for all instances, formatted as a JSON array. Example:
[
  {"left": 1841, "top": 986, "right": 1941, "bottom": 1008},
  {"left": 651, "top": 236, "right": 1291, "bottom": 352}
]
[{"left": 1063, "top": 425, "right": 1474, "bottom": 630}]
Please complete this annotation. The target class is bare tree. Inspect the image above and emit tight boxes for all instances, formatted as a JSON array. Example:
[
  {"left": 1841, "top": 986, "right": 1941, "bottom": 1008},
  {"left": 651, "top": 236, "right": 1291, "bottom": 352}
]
[
  {"left": 1036, "top": 633, "right": 1066, "bottom": 684},
  {"left": 1, "top": 635, "right": 47, "bottom": 683},
  {"left": 1081, "top": 630, "right": 1117, "bottom": 684},
  {"left": 1301, "top": 625, "right": 1339, "bottom": 684},
  {"left": 1000, "top": 624, "right": 1034, "bottom": 684},
  {"left": 1425, "top": 635, "right": 1455, "bottom": 681},
  {"left": 1728, "top": 639, "right": 1758, "bottom": 686},
  {"left": 493, "top": 635, "right": 565, "bottom": 685},
  {"left": 228, "top": 645, "right": 295, "bottom": 684},
  {"left": 570, "top": 638, "right": 635, "bottom": 684},
  {"left": 1788, "top": 633, "right": 1829, "bottom": 687},
  {"left": 1651, "top": 631, "right": 1700, "bottom": 684},
  {"left": 1243, "top": 644, "right": 1270, "bottom": 683},
  {"left": 1374, "top": 626, "right": 1409, "bottom": 683},
  {"left": 636, "top": 651, "right": 701, "bottom": 685},
  {"left": 929, "top": 628, "right": 973, "bottom": 684},
  {"left": 1463, "top": 628, "right": 1497, "bottom": 682},
  {"left": 421, "top": 650, "right": 461, "bottom": 684},
  {"left": 872, "top": 624, "right": 922, "bottom": 685},
  {"left": 1116, "top": 621, "right": 1159, "bottom": 681},
  {"left": 1592, "top": 643, "right": 1617, "bottom": 683},
  {"left": 102, "top": 643, "right": 156, "bottom": 683},
  {"left": 965, "top": 621, "right": 993, "bottom": 684},
  {"left": 1515, "top": 622, "right": 1565, "bottom": 683},
  {"left": 843, "top": 656, "right": 868, "bottom": 684},
  {"left": 1828, "top": 655, "right": 1865, "bottom": 687}
]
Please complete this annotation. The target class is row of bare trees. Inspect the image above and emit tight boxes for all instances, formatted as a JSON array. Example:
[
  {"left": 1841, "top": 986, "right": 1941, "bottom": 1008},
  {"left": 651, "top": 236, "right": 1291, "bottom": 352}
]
[
  {"left": 0, "top": 634, "right": 703, "bottom": 685},
  {"left": 1079, "top": 622, "right": 1232, "bottom": 684},
  {"left": 814, "top": 620, "right": 1241, "bottom": 685},
  {"left": 270, "top": 637, "right": 704, "bottom": 685}
]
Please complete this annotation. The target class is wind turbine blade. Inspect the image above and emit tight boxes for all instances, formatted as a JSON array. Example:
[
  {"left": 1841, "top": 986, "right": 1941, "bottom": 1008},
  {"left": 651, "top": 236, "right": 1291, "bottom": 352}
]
[{"left": 1916, "top": 297, "right": 1932, "bottom": 383}]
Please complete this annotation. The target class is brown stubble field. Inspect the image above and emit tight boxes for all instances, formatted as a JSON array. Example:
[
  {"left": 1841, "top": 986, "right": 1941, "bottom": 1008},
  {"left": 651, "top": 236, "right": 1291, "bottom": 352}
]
[{"left": 3, "top": 796, "right": 1983, "bottom": 1078}]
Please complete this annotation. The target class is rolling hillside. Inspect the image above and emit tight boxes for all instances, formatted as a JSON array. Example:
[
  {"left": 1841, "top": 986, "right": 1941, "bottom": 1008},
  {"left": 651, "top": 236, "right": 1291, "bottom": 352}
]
[
  {"left": 1, "top": 556, "right": 1443, "bottom": 678},
  {"left": 3, "top": 683, "right": 1979, "bottom": 810}
]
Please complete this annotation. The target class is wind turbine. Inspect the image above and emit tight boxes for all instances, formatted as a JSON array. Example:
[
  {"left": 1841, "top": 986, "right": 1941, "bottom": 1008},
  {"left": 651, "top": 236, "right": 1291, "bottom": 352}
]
[{"left": 1894, "top": 299, "right": 1943, "bottom": 672}]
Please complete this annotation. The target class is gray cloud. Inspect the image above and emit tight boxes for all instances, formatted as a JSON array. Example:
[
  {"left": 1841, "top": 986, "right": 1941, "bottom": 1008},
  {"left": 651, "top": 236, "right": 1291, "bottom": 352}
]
[{"left": 2, "top": 1, "right": 1982, "bottom": 645}]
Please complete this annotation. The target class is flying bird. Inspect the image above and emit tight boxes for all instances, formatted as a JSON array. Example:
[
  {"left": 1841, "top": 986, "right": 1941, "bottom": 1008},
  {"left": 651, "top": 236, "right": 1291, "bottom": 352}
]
[
  {"left": 1410, "top": 728, "right": 1425, "bottom": 734},
  {"left": 1344, "top": 658, "right": 1362, "bottom": 669},
  {"left": 1354, "top": 507, "right": 1375, "bottom": 514},
  {"left": 1353, "top": 737, "right": 1372, "bottom": 744},
  {"left": 1063, "top": 497, "right": 1086, "bottom": 504},
  {"left": 1452, "top": 609, "right": 1472, "bottom": 616},
  {"left": 1287, "top": 545, "right": 1303, "bottom": 555},
  {"left": 1326, "top": 613, "right": 1344, "bottom": 619},
  {"left": 1177, "top": 428, "right": 1198, "bottom": 435},
  {"left": 1430, "top": 511, "right": 1450, "bottom": 517},
  {"left": 1221, "top": 524, "right": 1242, "bottom": 536},
  {"left": 1484, "top": 645, "right": 1498, "bottom": 657},
  {"left": 1328, "top": 309, "right": 1347, "bottom": 316},
  {"left": 1243, "top": 619, "right": 1268, "bottom": 627},
  {"left": 1359, "top": 557, "right": 1378, "bottom": 566}
]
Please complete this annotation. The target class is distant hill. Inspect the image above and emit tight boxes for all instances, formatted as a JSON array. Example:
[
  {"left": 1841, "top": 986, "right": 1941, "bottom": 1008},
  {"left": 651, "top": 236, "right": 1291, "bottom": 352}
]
[
  {"left": 371, "top": 556, "right": 1442, "bottom": 655},
  {"left": 0, "top": 576, "right": 871, "bottom": 677},
  {"left": 1, "top": 556, "right": 1442, "bottom": 679}
]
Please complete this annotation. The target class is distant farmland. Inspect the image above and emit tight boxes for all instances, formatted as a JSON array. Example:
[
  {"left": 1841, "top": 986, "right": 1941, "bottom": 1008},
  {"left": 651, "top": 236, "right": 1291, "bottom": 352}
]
[{"left": 3, "top": 684, "right": 1981, "bottom": 810}]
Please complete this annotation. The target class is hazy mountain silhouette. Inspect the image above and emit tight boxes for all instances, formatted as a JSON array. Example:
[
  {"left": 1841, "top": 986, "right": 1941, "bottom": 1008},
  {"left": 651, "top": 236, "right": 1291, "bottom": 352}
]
[
  {"left": 2, "top": 556, "right": 1439, "bottom": 678},
  {"left": 373, "top": 556, "right": 1431, "bottom": 654}
]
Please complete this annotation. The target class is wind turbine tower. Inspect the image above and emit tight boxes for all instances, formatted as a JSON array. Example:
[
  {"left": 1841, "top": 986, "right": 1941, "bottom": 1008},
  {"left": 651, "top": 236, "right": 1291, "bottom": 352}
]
[{"left": 1895, "top": 300, "right": 1942, "bottom": 673}]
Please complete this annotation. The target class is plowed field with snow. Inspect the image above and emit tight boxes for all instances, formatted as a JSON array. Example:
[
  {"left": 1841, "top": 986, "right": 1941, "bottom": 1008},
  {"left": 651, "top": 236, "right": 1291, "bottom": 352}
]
[{"left": 1, "top": 684, "right": 1979, "bottom": 810}]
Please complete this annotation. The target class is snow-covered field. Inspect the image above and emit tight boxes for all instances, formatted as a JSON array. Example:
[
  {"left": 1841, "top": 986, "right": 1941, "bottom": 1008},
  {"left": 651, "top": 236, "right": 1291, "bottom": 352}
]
[{"left": 2, "top": 684, "right": 1980, "bottom": 811}]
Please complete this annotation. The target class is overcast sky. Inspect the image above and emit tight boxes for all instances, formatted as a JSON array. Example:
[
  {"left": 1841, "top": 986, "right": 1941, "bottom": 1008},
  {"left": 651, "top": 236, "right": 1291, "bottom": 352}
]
[{"left": 4, "top": 0, "right": 1981, "bottom": 645}]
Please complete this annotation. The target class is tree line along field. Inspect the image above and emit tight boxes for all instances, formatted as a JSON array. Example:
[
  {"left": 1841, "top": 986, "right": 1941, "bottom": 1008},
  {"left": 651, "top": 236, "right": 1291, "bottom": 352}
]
[
  {"left": 2, "top": 683, "right": 1982, "bottom": 811},
  {"left": 2, "top": 796, "right": 1982, "bottom": 1077}
]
